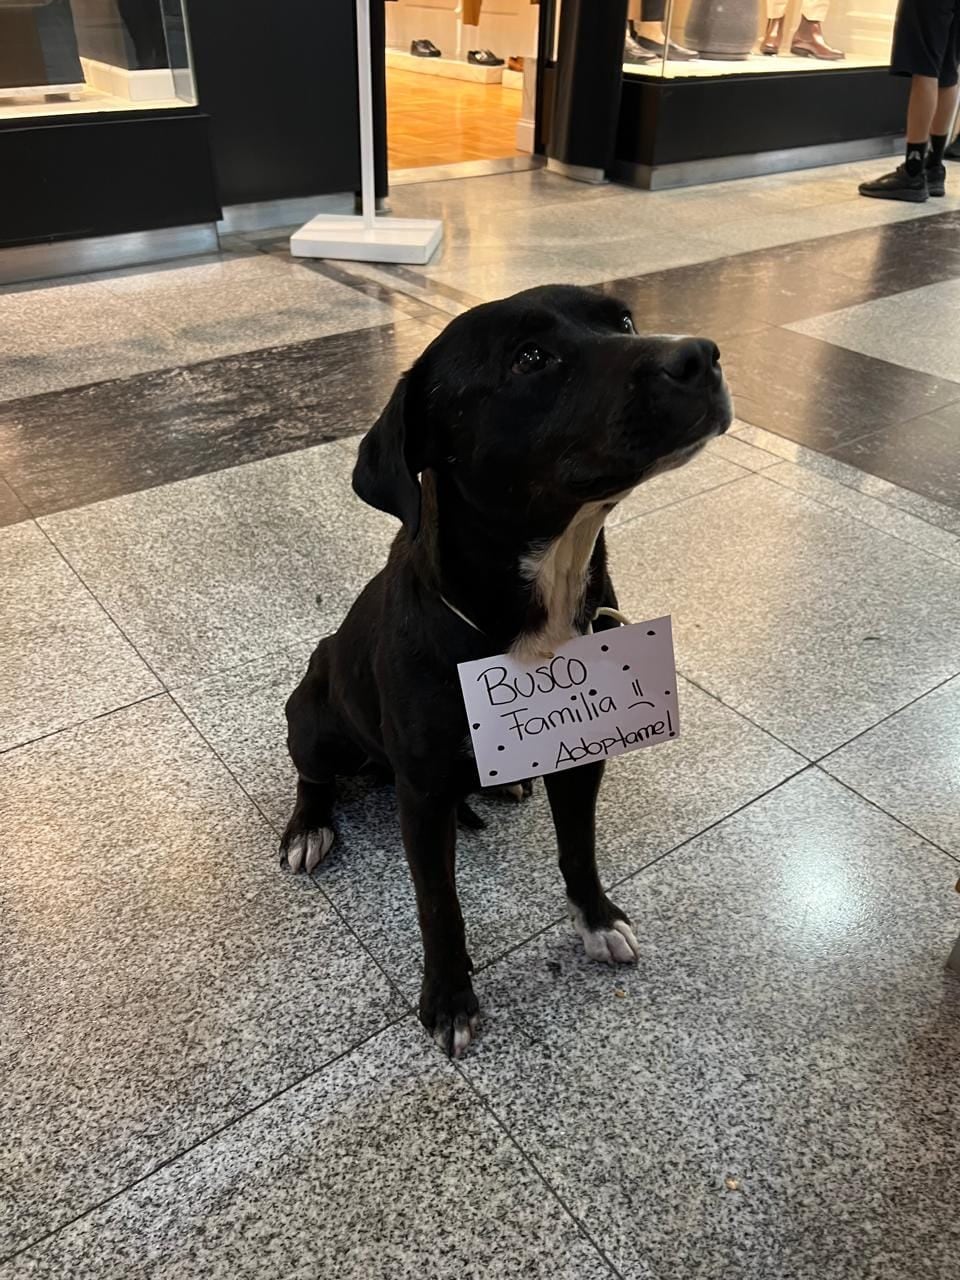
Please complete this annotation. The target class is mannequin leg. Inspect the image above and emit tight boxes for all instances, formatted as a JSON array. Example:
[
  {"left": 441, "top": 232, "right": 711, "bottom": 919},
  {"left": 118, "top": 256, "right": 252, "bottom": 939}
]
[
  {"left": 762, "top": 0, "right": 788, "bottom": 53},
  {"left": 791, "top": 0, "right": 845, "bottom": 59}
]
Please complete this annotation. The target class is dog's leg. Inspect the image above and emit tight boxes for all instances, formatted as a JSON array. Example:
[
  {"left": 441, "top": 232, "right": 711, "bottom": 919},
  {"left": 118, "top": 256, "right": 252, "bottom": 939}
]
[
  {"left": 397, "top": 780, "right": 479, "bottom": 1058},
  {"left": 280, "top": 777, "right": 338, "bottom": 874},
  {"left": 544, "top": 763, "right": 641, "bottom": 965},
  {"left": 281, "top": 645, "right": 363, "bottom": 873}
]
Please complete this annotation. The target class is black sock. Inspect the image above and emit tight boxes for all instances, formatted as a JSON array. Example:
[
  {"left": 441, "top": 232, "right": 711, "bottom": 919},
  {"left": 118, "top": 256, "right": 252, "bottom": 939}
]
[
  {"left": 928, "top": 133, "right": 947, "bottom": 166},
  {"left": 904, "top": 141, "right": 927, "bottom": 176}
]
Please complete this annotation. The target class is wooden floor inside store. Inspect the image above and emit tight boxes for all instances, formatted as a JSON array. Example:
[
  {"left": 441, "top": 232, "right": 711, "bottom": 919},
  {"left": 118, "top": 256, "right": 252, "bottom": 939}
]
[{"left": 386, "top": 68, "right": 523, "bottom": 169}]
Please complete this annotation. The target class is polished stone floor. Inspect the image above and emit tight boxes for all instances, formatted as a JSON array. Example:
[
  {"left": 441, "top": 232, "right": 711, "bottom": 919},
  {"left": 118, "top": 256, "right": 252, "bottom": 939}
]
[{"left": 1, "top": 160, "right": 959, "bottom": 1278}]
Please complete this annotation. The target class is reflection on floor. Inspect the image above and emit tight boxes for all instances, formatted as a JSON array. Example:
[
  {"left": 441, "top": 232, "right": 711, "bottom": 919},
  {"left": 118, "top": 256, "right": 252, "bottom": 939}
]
[
  {"left": 386, "top": 66, "right": 522, "bottom": 169},
  {"left": 2, "top": 158, "right": 960, "bottom": 1278}
]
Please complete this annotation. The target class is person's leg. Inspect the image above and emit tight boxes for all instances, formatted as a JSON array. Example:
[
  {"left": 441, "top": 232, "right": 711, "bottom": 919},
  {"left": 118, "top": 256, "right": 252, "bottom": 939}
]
[
  {"left": 926, "top": 83, "right": 960, "bottom": 189},
  {"left": 906, "top": 72, "right": 940, "bottom": 142},
  {"left": 862, "top": 0, "right": 958, "bottom": 198}
]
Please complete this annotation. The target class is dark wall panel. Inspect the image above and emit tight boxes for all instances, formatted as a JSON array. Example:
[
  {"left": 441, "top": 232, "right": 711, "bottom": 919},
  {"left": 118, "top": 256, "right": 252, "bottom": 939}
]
[
  {"left": 188, "top": 0, "right": 361, "bottom": 206},
  {"left": 617, "top": 69, "right": 910, "bottom": 169},
  {"left": 0, "top": 112, "right": 219, "bottom": 248}
]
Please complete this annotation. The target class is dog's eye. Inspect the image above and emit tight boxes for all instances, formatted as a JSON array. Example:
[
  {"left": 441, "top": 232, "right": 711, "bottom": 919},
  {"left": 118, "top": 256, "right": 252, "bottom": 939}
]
[
  {"left": 621, "top": 314, "right": 636, "bottom": 334},
  {"left": 512, "top": 344, "right": 552, "bottom": 375}
]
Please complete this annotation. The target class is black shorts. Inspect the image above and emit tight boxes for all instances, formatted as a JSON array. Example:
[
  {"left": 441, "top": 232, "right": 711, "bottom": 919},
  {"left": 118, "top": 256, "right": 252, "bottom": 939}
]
[{"left": 891, "top": 0, "right": 960, "bottom": 87}]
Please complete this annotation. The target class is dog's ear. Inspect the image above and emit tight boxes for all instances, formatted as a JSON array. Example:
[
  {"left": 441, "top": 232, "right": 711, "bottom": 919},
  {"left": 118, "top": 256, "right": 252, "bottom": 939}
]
[{"left": 352, "top": 371, "right": 426, "bottom": 540}]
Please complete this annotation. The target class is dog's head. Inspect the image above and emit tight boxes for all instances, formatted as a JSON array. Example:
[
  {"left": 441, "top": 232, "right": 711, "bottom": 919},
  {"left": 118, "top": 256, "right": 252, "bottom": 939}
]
[{"left": 353, "top": 284, "right": 733, "bottom": 539}]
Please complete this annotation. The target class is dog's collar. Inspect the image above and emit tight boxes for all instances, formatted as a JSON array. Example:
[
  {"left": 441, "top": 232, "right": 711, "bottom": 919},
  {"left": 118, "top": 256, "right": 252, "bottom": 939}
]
[{"left": 438, "top": 595, "right": 630, "bottom": 636}]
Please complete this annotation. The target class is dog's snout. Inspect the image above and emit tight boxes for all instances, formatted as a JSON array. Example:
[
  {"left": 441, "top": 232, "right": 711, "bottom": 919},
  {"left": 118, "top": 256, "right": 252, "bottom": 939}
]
[{"left": 658, "top": 338, "right": 721, "bottom": 388}]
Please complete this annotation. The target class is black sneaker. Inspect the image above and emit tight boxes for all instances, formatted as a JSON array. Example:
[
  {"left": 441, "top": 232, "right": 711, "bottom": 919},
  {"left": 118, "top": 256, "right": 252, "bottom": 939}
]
[
  {"left": 858, "top": 164, "right": 928, "bottom": 203},
  {"left": 411, "top": 39, "right": 441, "bottom": 57},
  {"left": 926, "top": 161, "right": 946, "bottom": 196},
  {"left": 945, "top": 137, "right": 960, "bottom": 162},
  {"left": 467, "top": 49, "right": 504, "bottom": 66}
]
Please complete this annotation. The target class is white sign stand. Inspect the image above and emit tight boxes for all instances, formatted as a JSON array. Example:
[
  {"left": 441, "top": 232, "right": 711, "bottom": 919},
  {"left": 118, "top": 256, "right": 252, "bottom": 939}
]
[{"left": 290, "top": 0, "right": 443, "bottom": 266}]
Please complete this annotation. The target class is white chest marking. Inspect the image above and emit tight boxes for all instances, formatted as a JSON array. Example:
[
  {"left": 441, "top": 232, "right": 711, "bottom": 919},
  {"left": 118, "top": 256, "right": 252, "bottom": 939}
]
[{"left": 511, "top": 494, "right": 631, "bottom": 663}]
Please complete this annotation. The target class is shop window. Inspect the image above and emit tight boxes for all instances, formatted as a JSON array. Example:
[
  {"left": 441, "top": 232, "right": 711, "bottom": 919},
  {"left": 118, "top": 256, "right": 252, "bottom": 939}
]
[
  {"left": 623, "top": 0, "right": 897, "bottom": 78},
  {"left": 0, "top": 0, "right": 196, "bottom": 119}
]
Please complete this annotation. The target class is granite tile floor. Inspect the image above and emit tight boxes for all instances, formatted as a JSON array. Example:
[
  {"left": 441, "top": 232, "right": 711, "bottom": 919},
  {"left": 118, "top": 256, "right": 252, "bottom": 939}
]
[{"left": 2, "top": 160, "right": 960, "bottom": 1278}]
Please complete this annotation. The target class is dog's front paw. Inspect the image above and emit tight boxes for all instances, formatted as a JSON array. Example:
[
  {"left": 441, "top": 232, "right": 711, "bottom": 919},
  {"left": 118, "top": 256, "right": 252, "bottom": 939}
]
[
  {"left": 280, "top": 825, "right": 335, "bottom": 874},
  {"left": 419, "top": 977, "right": 480, "bottom": 1059},
  {"left": 569, "top": 898, "right": 641, "bottom": 965},
  {"left": 484, "top": 778, "right": 535, "bottom": 803}
]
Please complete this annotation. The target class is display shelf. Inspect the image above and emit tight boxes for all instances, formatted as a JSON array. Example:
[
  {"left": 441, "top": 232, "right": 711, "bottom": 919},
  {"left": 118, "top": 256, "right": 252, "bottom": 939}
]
[
  {"left": 624, "top": 50, "right": 884, "bottom": 78},
  {"left": 386, "top": 48, "right": 502, "bottom": 83}
]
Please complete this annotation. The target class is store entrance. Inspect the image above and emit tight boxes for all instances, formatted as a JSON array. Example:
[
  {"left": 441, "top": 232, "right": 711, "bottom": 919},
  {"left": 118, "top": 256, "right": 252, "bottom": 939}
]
[{"left": 384, "top": 0, "right": 541, "bottom": 172}]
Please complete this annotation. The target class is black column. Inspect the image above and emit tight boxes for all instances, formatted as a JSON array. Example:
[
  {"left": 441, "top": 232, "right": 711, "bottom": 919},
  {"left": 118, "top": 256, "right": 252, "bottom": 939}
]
[
  {"left": 371, "top": 0, "right": 389, "bottom": 201},
  {"left": 546, "top": 0, "right": 629, "bottom": 181}
]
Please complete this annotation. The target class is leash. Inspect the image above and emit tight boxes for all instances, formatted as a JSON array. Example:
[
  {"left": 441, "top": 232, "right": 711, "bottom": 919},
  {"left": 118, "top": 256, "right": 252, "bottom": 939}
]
[{"left": 439, "top": 595, "right": 631, "bottom": 635}]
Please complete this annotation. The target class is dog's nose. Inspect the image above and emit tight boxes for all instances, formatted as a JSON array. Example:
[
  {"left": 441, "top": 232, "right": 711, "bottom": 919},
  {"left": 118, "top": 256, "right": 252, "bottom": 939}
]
[{"left": 659, "top": 338, "right": 721, "bottom": 388}]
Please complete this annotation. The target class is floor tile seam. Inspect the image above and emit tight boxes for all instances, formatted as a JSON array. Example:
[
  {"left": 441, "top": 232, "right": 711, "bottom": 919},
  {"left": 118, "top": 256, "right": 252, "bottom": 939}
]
[
  {"left": 365, "top": 259, "right": 487, "bottom": 311},
  {"left": 672, "top": 671, "right": 813, "bottom": 762},
  {"left": 26, "top": 423, "right": 355, "bottom": 524},
  {"left": 731, "top": 418, "right": 960, "bottom": 532},
  {"left": 0, "top": 691, "right": 168, "bottom": 761},
  {"left": 449, "top": 1062, "right": 627, "bottom": 1280},
  {"left": 759, "top": 323, "right": 960, "bottom": 406},
  {"left": 701, "top": 200, "right": 957, "bottom": 254},
  {"left": 471, "top": 761, "right": 815, "bottom": 982},
  {"left": 0, "top": 318, "right": 404, "bottom": 417},
  {"left": 164, "top": 688, "right": 417, "bottom": 1015},
  {"left": 758, "top": 462, "right": 960, "bottom": 568},
  {"left": 607, "top": 468, "right": 753, "bottom": 534},
  {"left": 0, "top": 470, "right": 38, "bottom": 521},
  {"left": 809, "top": 764, "right": 960, "bottom": 868},
  {"left": 30, "top": 522, "right": 168, "bottom": 689},
  {"left": 0, "top": 1010, "right": 415, "bottom": 1270},
  {"left": 304, "top": 259, "right": 466, "bottom": 326},
  {"left": 765, "top": 446, "right": 960, "bottom": 537},
  {"left": 811, "top": 667, "right": 960, "bottom": 768}
]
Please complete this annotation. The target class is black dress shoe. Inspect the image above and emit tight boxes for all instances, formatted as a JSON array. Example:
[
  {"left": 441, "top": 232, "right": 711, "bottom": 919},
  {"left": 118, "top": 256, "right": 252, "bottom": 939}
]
[
  {"left": 411, "top": 39, "right": 441, "bottom": 57},
  {"left": 467, "top": 49, "right": 504, "bottom": 65}
]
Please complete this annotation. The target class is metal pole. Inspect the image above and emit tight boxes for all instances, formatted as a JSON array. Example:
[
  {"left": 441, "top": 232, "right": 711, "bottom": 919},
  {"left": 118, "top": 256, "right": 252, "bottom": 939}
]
[{"left": 355, "top": 0, "right": 377, "bottom": 229}]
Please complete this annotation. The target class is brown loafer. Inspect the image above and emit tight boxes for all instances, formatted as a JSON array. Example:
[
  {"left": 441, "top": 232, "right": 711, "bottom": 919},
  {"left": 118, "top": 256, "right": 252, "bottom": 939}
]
[{"left": 790, "top": 17, "right": 844, "bottom": 59}]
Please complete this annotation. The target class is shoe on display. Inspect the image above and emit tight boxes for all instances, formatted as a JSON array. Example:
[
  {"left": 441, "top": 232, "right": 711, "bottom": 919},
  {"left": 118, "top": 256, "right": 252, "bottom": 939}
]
[
  {"left": 858, "top": 164, "right": 928, "bottom": 203},
  {"left": 635, "top": 34, "right": 699, "bottom": 60},
  {"left": 790, "top": 17, "right": 844, "bottom": 59},
  {"left": 467, "top": 49, "right": 504, "bottom": 66},
  {"left": 761, "top": 16, "right": 784, "bottom": 53},
  {"left": 925, "top": 161, "right": 946, "bottom": 196},
  {"left": 507, "top": 55, "right": 524, "bottom": 72},
  {"left": 624, "top": 30, "right": 658, "bottom": 64},
  {"left": 945, "top": 137, "right": 960, "bottom": 162},
  {"left": 410, "top": 39, "right": 442, "bottom": 57}
]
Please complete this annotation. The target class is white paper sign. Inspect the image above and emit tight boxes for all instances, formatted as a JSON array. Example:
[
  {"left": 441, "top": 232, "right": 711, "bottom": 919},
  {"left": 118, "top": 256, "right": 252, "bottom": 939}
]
[{"left": 458, "top": 616, "right": 680, "bottom": 787}]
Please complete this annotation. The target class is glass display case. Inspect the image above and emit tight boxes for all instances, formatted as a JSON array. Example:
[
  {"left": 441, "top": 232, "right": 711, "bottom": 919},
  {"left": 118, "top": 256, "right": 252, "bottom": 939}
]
[
  {"left": 621, "top": 0, "right": 897, "bottom": 79},
  {"left": 0, "top": 0, "right": 196, "bottom": 121}
]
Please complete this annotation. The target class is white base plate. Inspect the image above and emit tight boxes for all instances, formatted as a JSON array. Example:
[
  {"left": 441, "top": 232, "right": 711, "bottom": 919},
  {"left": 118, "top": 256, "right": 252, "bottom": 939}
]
[{"left": 290, "top": 215, "right": 443, "bottom": 266}]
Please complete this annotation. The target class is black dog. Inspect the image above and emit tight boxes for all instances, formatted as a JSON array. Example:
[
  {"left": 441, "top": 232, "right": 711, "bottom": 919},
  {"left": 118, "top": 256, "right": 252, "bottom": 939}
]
[{"left": 281, "top": 284, "right": 732, "bottom": 1056}]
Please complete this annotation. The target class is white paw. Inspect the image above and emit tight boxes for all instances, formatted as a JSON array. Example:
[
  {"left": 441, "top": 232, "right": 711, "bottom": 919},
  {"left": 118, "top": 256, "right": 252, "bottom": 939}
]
[
  {"left": 569, "top": 901, "right": 641, "bottom": 965},
  {"left": 283, "top": 827, "right": 335, "bottom": 874}
]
